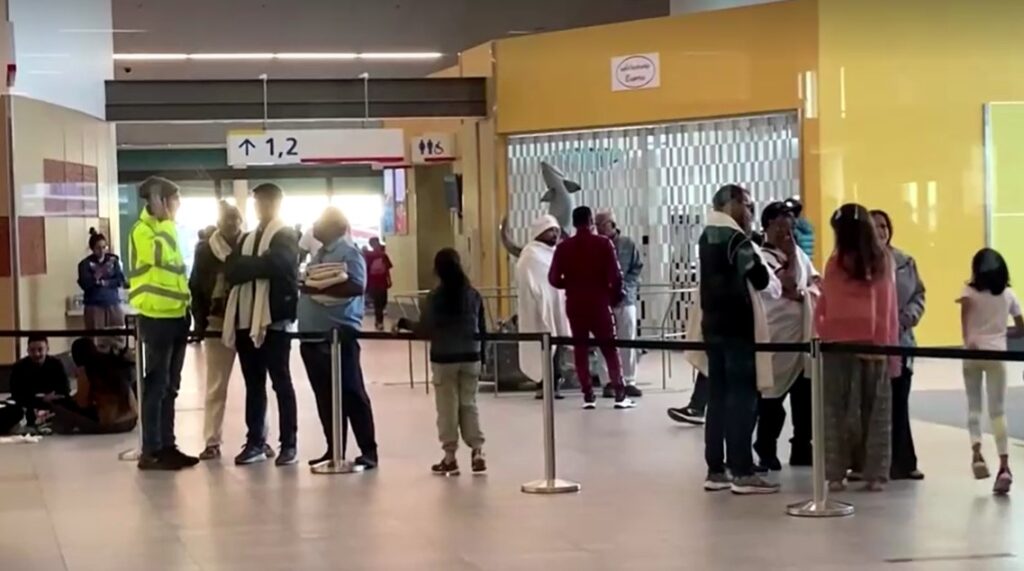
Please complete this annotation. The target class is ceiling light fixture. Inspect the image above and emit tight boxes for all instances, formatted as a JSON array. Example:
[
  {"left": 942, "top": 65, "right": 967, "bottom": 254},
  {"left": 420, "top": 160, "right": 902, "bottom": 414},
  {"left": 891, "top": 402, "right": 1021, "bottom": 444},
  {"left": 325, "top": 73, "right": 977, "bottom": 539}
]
[
  {"left": 189, "top": 53, "right": 274, "bottom": 60},
  {"left": 114, "top": 53, "right": 187, "bottom": 61},
  {"left": 113, "top": 52, "right": 443, "bottom": 62}
]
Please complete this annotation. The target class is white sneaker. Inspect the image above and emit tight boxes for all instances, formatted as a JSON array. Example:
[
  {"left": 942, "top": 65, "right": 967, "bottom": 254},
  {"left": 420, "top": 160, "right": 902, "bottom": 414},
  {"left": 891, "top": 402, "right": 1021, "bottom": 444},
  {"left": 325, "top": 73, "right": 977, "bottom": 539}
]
[
  {"left": 582, "top": 399, "right": 597, "bottom": 410},
  {"left": 613, "top": 398, "right": 637, "bottom": 410}
]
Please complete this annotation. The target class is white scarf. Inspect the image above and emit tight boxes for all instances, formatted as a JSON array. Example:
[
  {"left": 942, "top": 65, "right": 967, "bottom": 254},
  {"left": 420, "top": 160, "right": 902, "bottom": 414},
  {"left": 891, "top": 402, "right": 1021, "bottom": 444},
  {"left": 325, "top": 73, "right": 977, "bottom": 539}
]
[
  {"left": 222, "top": 218, "right": 286, "bottom": 349},
  {"left": 683, "top": 211, "right": 775, "bottom": 392},
  {"left": 208, "top": 230, "right": 233, "bottom": 262}
]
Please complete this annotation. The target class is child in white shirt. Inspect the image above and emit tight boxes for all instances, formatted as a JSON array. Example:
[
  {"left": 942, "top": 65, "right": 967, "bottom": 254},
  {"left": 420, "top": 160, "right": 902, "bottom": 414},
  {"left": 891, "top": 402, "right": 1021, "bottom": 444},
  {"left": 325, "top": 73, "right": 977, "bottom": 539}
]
[{"left": 957, "top": 248, "right": 1024, "bottom": 495}]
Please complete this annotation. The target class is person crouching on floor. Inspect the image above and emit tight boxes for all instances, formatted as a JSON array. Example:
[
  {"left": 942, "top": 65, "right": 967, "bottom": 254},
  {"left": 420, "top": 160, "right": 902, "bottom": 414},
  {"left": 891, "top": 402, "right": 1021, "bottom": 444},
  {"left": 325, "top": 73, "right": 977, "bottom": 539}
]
[{"left": 397, "top": 248, "right": 487, "bottom": 476}]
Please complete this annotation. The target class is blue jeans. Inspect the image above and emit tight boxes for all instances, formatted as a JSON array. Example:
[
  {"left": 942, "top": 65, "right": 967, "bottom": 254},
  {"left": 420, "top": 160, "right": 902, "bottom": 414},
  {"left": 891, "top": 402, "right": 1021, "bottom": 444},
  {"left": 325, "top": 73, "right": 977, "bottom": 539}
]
[
  {"left": 138, "top": 316, "right": 188, "bottom": 455},
  {"left": 704, "top": 337, "right": 759, "bottom": 477}
]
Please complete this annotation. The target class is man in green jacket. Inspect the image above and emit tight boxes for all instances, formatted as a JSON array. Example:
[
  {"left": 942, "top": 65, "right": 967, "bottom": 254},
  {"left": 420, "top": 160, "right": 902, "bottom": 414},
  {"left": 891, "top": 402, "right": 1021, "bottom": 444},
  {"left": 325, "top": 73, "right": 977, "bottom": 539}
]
[{"left": 129, "top": 176, "right": 197, "bottom": 471}]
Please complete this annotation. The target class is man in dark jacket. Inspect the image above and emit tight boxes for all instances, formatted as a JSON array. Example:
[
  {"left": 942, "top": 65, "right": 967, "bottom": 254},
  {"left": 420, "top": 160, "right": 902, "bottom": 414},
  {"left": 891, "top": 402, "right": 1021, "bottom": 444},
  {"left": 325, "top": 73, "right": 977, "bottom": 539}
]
[
  {"left": 548, "top": 206, "right": 635, "bottom": 410},
  {"left": 224, "top": 183, "right": 301, "bottom": 466},
  {"left": 10, "top": 335, "right": 71, "bottom": 429},
  {"left": 699, "top": 184, "right": 778, "bottom": 495}
]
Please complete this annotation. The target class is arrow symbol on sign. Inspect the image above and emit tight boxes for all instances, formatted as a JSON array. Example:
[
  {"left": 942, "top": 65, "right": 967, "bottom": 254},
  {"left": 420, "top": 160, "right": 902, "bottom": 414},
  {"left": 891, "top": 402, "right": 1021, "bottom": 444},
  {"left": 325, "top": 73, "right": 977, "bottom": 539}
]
[{"left": 239, "top": 139, "right": 256, "bottom": 156}]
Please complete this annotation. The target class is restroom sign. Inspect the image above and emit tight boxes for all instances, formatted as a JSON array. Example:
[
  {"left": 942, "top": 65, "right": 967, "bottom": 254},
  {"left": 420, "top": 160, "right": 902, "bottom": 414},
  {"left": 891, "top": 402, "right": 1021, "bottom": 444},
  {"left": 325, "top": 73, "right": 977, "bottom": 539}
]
[
  {"left": 411, "top": 132, "right": 455, "bottom": 164},
  {"left": 611, "top": 52, "right": 660, "bottom": 92}
]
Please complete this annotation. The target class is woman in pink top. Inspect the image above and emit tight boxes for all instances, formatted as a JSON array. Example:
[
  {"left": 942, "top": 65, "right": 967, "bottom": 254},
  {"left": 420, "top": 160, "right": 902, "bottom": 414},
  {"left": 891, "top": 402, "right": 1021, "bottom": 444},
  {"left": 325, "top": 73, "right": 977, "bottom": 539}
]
[{"left": 815, "top": 204, "right": 899, "bottom": 492}]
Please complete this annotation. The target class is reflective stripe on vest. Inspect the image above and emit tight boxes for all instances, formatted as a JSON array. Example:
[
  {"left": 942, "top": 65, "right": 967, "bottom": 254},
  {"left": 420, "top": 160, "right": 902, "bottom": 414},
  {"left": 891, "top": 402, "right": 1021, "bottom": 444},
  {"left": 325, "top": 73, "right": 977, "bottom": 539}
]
[{"left": 128, "top": 214, "right": 189, "bottom": 318}]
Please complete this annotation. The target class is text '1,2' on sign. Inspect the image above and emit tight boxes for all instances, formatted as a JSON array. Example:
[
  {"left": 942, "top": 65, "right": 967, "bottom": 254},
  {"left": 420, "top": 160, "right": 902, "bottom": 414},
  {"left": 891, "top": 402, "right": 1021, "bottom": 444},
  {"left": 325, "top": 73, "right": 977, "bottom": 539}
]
[
  {"left": 410, "top": 132, "right": 455, "bottom": 164},
  {"left": 227, "top": 129, "right": 406, "bottom": 167}
]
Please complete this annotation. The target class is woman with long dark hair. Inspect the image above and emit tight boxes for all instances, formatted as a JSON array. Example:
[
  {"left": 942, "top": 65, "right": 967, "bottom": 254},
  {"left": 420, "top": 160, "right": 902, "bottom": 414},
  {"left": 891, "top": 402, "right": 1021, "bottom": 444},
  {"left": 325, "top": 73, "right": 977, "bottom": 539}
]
[
  {"left": 815, "top": 203, "right": 899, "bottom": 491},
  {"left": 870, "top": 210, "right": 926, "bottom": 481},
  {"left": 398, "top": 248, "right": 487, "bottom": 475}
]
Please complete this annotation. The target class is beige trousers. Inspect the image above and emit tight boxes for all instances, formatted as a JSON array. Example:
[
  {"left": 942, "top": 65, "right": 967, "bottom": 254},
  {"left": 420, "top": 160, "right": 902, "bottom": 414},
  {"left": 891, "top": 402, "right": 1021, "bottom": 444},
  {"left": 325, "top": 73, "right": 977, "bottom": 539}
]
[
  {"left": 203, "top": 325, "right": 237, "bottom": 447},
  {"left": 431, "top": 362, "right": 485, "bottom": 453}
]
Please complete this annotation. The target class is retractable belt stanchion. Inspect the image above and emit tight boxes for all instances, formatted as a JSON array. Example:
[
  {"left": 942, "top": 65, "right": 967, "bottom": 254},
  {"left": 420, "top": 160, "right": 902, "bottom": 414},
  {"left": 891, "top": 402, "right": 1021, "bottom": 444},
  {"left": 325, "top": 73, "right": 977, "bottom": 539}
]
[
  {"left": 787, "top": 338, "right": 854, "bottom": 517},
  {"left": 522, "top": 333, "right": 581, "bottom": 494},
  {"left": 312, "top": 329, "right": 364, "bottom": 475},
  {"left": 407, "top": 339, "right": 415, "bottom": 389},
  {"left": 117, "top": 320, "right": 144, "bottom": 462}
]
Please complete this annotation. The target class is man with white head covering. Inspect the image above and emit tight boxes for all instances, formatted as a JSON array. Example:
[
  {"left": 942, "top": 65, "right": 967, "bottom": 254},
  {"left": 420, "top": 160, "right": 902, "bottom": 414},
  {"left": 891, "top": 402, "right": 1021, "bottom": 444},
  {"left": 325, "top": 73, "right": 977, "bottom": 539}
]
[{"left": 516, "top": 215, "right": 571, "bottom": 399}]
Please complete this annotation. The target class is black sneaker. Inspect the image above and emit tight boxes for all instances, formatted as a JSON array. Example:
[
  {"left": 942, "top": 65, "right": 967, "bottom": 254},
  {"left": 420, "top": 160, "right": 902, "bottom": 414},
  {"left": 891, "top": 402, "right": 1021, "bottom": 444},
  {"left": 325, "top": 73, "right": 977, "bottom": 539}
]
[
  {"left": 756, "top": 456, "right": 782, "bottom": 472},
  {"left": 234, "top": 443, "right": 268, "bottom": 465},
  {"left": 789, "top": 445, "right": 813, "bottom": 467},
  {"left": 602, "top": 385, "right": 615, "bottom": 399},
  {"left": 624, "top": 384, "right": 643, "bottom": 398},
  {"left": 704, "top": 472, "right": 732, "bottom": 491},
  {"left": 263, "top": 444, "right": 277, "bottom": 459},
  {"left": 308, "top": 451, "right": 332, "bottom": 466},
  {"left": 161, "top": 447, "right": 200, "bottom": 468},
  {"left": 667, "top": 406, "right": 705, "bottom": 425},
  {"left": 275, "top": 446, "right": 298, "bottom": 466},
  {"left": 137, "top": 452, "right": 182, "bottom": 471},
  {"left": 471, "top": 450, "right": 487, "bottom": 474},
  {"left": 582, "top": 394, "right": 597, "bottom": 410},
  {"left": 355, "top": 456, "right": 378, "bottom": 470},
  {"left": 432, "top": 458, "right": 459, "bottom": 476}
]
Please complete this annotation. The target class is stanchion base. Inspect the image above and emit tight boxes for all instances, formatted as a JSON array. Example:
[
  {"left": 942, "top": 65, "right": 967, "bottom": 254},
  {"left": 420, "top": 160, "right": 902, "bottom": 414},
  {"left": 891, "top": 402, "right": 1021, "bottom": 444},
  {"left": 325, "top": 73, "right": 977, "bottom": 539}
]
[
  {"left": 521, "top": 478, "right": 582, "bottom": 494},
  {"left": 310, "top": 460, "right": 365, "bottom": 475},
  {"left": 786, "top": 498, "right": 855, "bottom": 518},
  {"left": 117, "top": 448, "right": 141, "bottom": 462}
]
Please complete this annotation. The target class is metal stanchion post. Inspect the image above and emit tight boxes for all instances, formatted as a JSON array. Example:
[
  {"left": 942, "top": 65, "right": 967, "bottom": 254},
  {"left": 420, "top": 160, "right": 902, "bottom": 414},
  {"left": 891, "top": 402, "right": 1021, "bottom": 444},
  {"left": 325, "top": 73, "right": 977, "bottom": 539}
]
[
  {"left": 118, "top": 320, "right": 143, "bottom": 461},
  {"left": 522, "top": 334, "right": 581, "bottom": 495},
  {"left": 407, "top": 338, "right": 415, "bottom": 389},
  {"left": 424, "top": 341, "right": 430, "bottom": 395},
  {"left": 787, "top": 338, "right": 854, "bottom": 517},
  {"left": 312, "top": 329, "right": 364, "bottom": 474}
]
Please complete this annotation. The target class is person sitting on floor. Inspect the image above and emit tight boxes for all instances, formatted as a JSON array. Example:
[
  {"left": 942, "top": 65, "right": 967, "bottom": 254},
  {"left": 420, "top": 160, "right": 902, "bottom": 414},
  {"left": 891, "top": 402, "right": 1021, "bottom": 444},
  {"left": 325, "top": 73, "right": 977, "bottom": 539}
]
[
  {"left": 10, "top": 334, "right": 71, "bottom": 431},
  {"left": 48, "top": 338, "right": 138, "bottom": 435}
]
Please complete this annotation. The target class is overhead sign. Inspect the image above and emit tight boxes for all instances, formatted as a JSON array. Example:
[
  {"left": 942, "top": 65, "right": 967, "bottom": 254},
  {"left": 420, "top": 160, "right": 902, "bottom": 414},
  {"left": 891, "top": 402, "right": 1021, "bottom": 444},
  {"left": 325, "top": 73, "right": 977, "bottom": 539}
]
[
  {"left": 410, "top": 132, "right": 455, "bottom": 164},
  {"left": 611, "top": 52, "right": 660, "bottom": 92},
  {"left": 227, "top": 128, "right": 405, "bottom": 167}
]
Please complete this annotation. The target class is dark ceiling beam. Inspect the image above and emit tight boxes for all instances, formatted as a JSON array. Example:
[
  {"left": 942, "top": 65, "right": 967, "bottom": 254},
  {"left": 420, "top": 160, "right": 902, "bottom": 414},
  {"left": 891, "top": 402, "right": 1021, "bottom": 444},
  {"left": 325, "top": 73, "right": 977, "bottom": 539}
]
[
  {"left": 118, "top": 164, "right": 381, "bottom": 184},
  {"left": 106, "top": 78, "right": 487, "bottom": 122}
]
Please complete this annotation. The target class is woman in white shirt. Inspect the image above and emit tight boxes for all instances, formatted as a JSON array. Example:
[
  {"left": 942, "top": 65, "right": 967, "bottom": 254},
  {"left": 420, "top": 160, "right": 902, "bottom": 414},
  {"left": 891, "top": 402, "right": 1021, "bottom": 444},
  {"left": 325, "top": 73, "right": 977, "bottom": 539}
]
[{"left": 958, "top": 248, "right": 1024, "bottom": 495}]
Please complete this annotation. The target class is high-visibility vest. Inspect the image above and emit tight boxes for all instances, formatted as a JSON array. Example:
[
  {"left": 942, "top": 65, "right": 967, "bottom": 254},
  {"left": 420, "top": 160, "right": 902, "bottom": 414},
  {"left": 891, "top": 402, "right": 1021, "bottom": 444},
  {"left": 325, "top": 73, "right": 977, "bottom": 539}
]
[{"left": 128, "top": 208, "right": 189, "bottom": 318}]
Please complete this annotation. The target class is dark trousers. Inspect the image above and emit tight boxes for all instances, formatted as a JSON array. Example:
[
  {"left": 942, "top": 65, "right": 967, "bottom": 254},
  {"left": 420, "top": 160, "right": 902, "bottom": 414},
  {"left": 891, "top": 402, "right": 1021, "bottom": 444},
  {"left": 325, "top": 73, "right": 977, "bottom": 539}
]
[
  {"left": 566, "top": 304, "right": 623, "bottom": 399},
  {"left": 688, "top": 372, "right": 710, "bottom": 412},
  {"left": 299, "top": 331, "right": 378, "bottom": 460},
  {"left": 890, "top": 365, "right": 918, "bottom": 476},
  {"left": 138, "top": 316, "right": 188, "bottom": 455},
  {"left": 705, "top": 338, "right": 759, "bottom": 477},
  {"left": 236, "top": 329, "right": 297, "bottom": 448},
  {"left": 755, "top": 375, "right": 812, "bottom": 461},
  {"left": 369, "top": 288, "right": 388, "bottom": 326}
]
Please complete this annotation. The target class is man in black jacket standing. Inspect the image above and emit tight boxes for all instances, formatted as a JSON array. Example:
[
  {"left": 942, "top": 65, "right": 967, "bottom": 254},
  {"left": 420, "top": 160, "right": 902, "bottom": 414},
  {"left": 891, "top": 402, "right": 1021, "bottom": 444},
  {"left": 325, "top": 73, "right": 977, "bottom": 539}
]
[
  {"left": 223, "top": 183, "right": 301, "bottom": 466},
  {"left": 699, "top": 184, "right": 778, "bottom": 495}
]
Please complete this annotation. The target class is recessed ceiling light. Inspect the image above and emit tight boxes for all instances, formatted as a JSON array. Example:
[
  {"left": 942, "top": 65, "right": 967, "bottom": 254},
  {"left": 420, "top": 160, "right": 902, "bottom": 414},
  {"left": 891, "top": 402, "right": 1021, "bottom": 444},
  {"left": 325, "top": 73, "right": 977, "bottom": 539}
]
[{"left": 357, "top": 52, "right": 443, "bottom": 60}]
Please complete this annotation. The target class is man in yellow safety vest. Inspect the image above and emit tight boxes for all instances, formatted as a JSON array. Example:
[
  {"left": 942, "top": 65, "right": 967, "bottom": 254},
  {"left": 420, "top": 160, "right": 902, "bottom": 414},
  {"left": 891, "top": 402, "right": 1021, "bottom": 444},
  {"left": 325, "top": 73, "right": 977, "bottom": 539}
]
[{"left": 129, "top": 176, "right": 197, "bottom": 471}]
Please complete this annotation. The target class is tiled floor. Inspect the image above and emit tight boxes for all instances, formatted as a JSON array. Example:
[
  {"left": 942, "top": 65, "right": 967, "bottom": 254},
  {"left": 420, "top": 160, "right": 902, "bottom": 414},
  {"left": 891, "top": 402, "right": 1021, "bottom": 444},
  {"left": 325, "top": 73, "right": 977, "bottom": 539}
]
[{"left": 1, "top": 340, "right": 1022, "bottom": 570}]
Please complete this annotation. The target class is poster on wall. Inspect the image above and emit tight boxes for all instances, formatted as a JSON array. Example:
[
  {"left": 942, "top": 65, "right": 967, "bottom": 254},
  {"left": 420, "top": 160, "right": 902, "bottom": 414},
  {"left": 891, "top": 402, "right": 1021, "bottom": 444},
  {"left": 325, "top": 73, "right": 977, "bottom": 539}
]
[
  {"left": 20, "top": 159, "right": 100, "bottom": 217},
  {"left": 382, "top": 167, "right": 408, "bottom": 236}
]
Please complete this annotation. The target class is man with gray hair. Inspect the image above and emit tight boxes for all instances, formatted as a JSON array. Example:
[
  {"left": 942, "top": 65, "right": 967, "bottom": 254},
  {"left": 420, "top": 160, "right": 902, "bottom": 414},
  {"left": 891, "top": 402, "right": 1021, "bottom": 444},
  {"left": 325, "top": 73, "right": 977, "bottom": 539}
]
[{"left": 596, "top": 211, "right": 644, "bottom": 398}]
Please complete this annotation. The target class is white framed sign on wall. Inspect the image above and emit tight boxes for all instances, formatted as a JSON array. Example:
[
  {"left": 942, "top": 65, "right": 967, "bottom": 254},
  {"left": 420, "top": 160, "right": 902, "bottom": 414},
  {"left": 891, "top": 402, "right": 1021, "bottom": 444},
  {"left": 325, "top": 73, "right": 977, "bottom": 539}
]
[{"left": 611, "top": 52, "right": 661, "bottom": 92}]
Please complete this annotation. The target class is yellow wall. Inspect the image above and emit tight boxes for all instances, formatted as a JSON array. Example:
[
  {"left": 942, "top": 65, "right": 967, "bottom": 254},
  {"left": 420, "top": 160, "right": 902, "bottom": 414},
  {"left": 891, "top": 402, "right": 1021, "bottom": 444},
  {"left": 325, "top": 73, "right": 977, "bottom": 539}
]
[
  {"left": 10, "top": 96, "right": 119, "bottom": 354},
  {"left": 816, "top": 0, "right": 1024, "bottom": 346},
  {"left": 986, "top": 103, "right": 1024, "bottom": 291},
  {"left": 495, "top": 0, "right": 817, "bottom": 135},
  {"left": 490, "top": 0, "right": 818, "bottom": 293}
]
